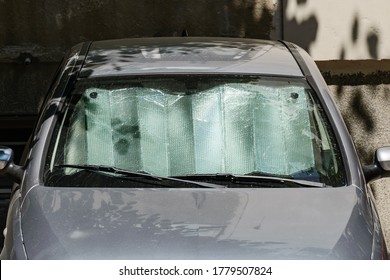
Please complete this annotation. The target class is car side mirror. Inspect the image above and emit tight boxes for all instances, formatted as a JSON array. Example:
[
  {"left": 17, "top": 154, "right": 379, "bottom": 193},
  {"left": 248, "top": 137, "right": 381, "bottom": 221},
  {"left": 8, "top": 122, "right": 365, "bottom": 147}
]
[
  {"left": 0, "top": 146, "right": 23, "bottom": 184},
  {"left": 363, "top": 147, "right": 390, "bottom": 183}
]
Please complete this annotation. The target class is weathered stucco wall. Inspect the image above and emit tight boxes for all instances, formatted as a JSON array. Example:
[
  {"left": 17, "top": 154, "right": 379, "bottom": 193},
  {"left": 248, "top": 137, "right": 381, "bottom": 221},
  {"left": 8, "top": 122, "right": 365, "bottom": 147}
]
[
  {"left": 328, "top": 84, "right": 390, "bottom": 250},
  {"left": 2, "top": 0, "right": 390, "bottom": 113},
  {"left": 0, "top": 0, "right": 280, "bottom": 114},
  {"left": 2, "top": 0, "right": 390, "bottom": 59},
  {"left": 284, "top": 0, "right": 390, "bottom": 60},
  {"left": 0, "top": 0, "right": 279, "bottom": 49}
]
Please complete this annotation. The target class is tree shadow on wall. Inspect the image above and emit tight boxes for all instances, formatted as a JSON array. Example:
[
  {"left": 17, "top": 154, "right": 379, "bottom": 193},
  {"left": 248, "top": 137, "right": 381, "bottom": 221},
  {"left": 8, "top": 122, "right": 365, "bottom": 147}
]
[
  {"left": 282, "top": 0, "right": 318, "bottom": 53},
  {"left": 219, "top": 0, "right": 274, "bottom": 39},
  {"left": 152, "top": 0, "right": 276, "bottom": 39},
  {"left": 333, "top": 13, "right": 381, "bottom": 164},
  {"left": 341, "top": 88, "right": 375, "bottom": 164}
]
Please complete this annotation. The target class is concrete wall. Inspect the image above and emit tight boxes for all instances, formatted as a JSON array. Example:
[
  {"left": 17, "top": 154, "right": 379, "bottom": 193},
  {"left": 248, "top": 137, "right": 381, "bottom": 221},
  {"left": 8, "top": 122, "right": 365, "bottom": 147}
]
[
  {"left": 0, "top": 0, "right": 279, "bottom": 47},
  {"left": 3, "top": 0, "right": 390, "bottom": 113},
  {"left": 328, "top": 84, "right": 390, "bottom": 251},
  {"left": 285, "top": 1, "right": 390, "bottom": 249},
  {"left": 0, "top": 0, "right": 280, "bottom": 114},
  {"left": 0, "top": 0, "right": 390, "bottom": 252},
  {"left": 284, "top": 0, "right": 390, "bottom": 60},
  {"left": 3, "top": 0, "right": 388, "bottom": 61}
]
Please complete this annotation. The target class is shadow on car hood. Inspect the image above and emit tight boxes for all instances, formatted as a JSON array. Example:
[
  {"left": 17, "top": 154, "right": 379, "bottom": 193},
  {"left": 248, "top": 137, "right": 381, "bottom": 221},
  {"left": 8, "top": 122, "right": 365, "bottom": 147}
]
[{"left": 20, "top": 185, "right": 372, "bottom": 259}]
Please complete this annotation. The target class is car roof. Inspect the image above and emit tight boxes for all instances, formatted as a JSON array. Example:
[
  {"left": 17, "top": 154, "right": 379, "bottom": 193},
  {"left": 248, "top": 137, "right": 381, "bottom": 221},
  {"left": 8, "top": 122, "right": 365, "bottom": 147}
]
[{"left": 80, "top": 37, "right": 304, "bottom": 78}]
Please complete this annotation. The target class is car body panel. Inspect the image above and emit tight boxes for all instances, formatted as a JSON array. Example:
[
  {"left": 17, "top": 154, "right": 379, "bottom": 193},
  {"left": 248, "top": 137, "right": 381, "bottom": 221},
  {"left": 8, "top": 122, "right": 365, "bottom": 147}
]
[
  {"left": 0, "top": 189, "right": 26, "bottom": 259},
  {"left": 0, "top": 37, "right": 387, "bottom": 259},
  {"left": 81, "top": 38, "right": 304, "bottom": 78},
  {"left": 20, "top": 184, "right": 372, "bottom": 259}
]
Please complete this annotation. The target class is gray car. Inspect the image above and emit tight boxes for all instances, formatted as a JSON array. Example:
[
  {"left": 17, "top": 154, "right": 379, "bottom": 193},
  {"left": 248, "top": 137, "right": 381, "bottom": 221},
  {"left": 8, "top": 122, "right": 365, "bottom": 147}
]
[{"left": 1, "top": 37, "right": 389, "bottom": 259}]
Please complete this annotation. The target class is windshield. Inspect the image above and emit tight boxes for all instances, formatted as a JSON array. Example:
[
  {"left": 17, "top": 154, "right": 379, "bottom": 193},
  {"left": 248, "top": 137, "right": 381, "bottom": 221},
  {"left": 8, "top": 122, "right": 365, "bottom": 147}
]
[{"left": 45, "top": 75, "right": 346, "bottom": 187}]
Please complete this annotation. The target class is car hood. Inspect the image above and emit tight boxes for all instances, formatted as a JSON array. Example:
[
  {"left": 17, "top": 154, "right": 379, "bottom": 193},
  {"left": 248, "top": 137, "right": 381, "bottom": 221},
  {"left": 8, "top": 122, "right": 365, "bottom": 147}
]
[{"left": 20, "top": 185, "right": 373, "bottom": 259}]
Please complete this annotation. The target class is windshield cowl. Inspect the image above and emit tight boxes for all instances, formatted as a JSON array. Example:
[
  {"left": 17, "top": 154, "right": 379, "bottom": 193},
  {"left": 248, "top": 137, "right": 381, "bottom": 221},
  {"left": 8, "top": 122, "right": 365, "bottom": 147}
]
[
  {"left": 48, "top": 165, "right": 328, "bottom": 189},
  {"left": 50, "top": 164, "right": 225, "bottom": 188}
]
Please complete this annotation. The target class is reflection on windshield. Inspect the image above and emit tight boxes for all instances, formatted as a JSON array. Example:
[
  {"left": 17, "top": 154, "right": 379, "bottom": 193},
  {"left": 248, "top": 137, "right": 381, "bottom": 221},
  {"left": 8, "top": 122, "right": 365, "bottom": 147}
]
[{"left": 46, "top": 76, "right": 345, "bottom": 187}]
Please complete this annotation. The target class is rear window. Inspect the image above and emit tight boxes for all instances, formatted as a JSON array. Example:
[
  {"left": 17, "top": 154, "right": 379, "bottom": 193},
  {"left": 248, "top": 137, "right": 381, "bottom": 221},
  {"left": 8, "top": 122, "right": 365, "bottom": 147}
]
[{"left": 46, "top": 75, "right": 346, "bottom": 186}]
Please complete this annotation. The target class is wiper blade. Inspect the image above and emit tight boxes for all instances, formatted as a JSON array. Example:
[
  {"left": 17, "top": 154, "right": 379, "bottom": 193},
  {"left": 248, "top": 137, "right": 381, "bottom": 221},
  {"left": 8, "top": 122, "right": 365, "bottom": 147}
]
[
  {"left": 54, "top": 164, "right": 223, "bottom": 188},
  {"left": 173, "top": 173, "right": 327, "bottom": 188},
  {"left": 56, "top": 164, "right": 162, "bottom": 179}
]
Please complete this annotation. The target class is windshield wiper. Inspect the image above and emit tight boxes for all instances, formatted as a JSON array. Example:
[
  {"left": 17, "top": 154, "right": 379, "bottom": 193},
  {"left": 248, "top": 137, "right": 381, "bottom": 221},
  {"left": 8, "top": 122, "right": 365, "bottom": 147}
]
[
  {"left": 54, "top": 164, "right": 223, "bottom": 188},
  {"left": 172, "top": 173, "right": 327, "bottom": 188}
]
